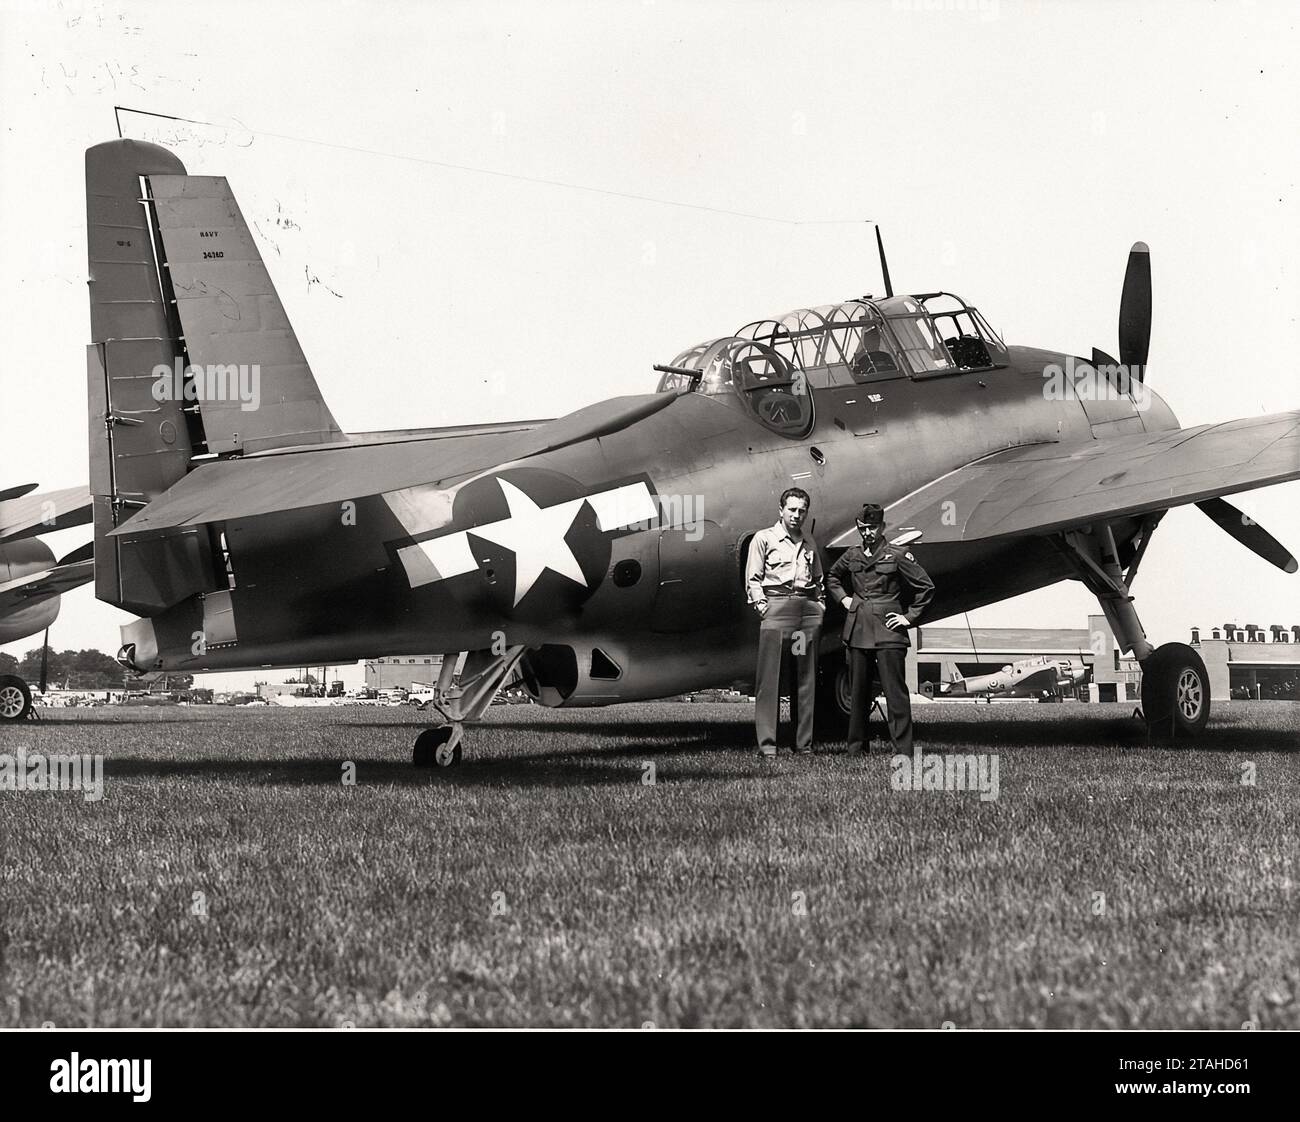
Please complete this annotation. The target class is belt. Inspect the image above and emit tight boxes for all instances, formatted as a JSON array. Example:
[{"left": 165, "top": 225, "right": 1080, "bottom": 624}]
[{"left": 765, "top": 589, "right": 819, "bottom": 600}]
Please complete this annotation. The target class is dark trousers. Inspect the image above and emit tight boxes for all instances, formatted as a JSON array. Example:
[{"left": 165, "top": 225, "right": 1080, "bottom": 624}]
[
  {"left": 846, "top": 646, "right": 913, "bottom": 753},
  {"left": 755, "top": 597, "right": 822, "bottom": 750}
]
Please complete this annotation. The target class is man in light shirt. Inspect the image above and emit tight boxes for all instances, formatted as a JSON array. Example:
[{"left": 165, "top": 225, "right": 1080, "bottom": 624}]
[{"left": 745, "top": 488, "right": 825, "bottom": 757}]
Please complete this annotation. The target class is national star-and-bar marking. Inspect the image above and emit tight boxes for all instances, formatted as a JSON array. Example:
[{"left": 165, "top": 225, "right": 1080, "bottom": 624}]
[{"left": 397, "top": 478, "right": 659, "bottom": 605}]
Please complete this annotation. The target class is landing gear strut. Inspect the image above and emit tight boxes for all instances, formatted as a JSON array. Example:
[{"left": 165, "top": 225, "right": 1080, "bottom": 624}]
[
  {"left": 1056, "top": 518, "right": 1211, "bottom": 740},
  {"left": 411, "top": 645, "right": 526, "bottom": 768}
]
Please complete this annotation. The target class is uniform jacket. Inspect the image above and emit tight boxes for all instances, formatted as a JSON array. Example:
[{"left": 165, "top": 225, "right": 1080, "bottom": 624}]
[{"left": 827, "top": 539, "right": 935, "bottom": 649}]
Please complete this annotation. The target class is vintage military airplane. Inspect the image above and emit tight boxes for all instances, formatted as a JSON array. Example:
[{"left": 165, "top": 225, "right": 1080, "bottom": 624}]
[
  {"left": 921, "top": 656, "right": 1089, "bottom": 702},
  {"left": 0, "top": 484, "right": 94, "bottom": 720},
  {"left": 85, "top": 138, "right": 1298, "bottom": 763}
]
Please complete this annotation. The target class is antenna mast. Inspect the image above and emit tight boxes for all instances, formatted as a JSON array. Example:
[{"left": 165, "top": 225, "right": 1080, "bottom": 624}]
[{"left": 875, "top": 224, "right": 894, "bottom": 298}]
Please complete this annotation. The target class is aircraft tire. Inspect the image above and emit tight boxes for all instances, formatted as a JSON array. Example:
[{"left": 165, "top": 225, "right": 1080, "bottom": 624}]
[
  {"left": 0, "top": 675, "right": 32, "bottom": 722},
  {"left": 814, "top": 653, "right": 851, "bottom": 741},
  {"left": 920, "top": 681, "right": 936, "bottom": 699},
  {"left": 413, "top": 725, "right": 462, "bottom": 767},
  {"left": 1140, "top": 642, "right": 1211, "bottom": 740}
]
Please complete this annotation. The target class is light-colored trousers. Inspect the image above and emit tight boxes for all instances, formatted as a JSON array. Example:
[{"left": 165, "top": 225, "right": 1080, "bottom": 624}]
[{"left": 755, "top": 596, "right": 823, "bottom": 750}]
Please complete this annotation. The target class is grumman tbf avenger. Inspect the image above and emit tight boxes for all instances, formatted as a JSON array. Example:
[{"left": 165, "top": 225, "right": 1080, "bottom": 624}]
[
  {"left": 87, "top": 139, "right": 1299, "bottom": 764},
  {"left": 0, "top": 484, "right": 94, "bottom": 721}
]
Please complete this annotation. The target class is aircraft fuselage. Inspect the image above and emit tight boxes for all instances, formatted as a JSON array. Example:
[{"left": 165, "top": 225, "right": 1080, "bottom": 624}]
[{"left": 123, "top": 345, "right": 1178, "bottom": 705}]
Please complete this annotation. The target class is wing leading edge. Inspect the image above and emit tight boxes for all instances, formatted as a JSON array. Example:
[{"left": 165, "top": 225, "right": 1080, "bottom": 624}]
[{"left": 828, "top": 411, "right": 1299, "bottom": 549}]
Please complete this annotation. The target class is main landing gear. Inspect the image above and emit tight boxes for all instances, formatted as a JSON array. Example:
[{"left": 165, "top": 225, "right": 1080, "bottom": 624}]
[
  {"left": 813, "top": 650, "right": 852, "bottom": 741},
  {"left": 411, "top": 645, "right": 527, "bottom": 768},
  {"left": 0, "top": 675, "right": 33, "bottom": 722},
  {"left": 1057, "top": 519, "right": 1210, "bottom": 740}
]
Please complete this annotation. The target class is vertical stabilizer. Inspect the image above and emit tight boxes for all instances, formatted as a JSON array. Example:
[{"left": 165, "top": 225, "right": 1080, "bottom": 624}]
[
  {"left": 148, "top": 174, "right": 344, "bottom": 453},
  {"left": 86, "top": 139, "right": 219, "bottom": 614}
]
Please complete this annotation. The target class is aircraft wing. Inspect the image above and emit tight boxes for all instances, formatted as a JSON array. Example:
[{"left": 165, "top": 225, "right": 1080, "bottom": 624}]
[
  {"left": 0, "top": 485, "right": 93, "bottom": 543},
  {"left": 830, "top": 411, "right": 1300, "bottom": 547},
  {"left": 108, "top": 392, "right": 686, "bottom": 538}
]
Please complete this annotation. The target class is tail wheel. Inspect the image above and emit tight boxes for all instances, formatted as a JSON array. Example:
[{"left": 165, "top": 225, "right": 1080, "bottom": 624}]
[
  {"left": 0, "top": 675, "right": 32, "bottom": 722},
  {"left": 920, "top": 681, "right": 936, "bottom": 699},
  {"left": 1141, "top": 642, "right": 1210, "bottom": 740},
  {"left": 413, "top": 724, "right": 463, "bottom": 767},
  {"left": 814, "top": 652, "right": 851, "bottom": 740}
]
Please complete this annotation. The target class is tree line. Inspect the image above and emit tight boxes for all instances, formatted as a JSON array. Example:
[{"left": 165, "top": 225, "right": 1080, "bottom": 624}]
[{"left": 0, "top": 647, "right": 191, "bottom": 691}]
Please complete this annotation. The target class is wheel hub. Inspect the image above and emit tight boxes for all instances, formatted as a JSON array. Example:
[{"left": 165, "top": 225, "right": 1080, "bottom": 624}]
[
  {"left": 0, "top": 685, "right": 25, "bottom": 719},
  {"left": 1176, "top": 668, "right": 1203, "bottom": 720}
]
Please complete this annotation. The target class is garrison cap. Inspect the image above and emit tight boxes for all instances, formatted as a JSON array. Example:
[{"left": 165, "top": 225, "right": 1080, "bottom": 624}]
[{"left": 856, "top": 503, "right": 885, "bottom": 526}]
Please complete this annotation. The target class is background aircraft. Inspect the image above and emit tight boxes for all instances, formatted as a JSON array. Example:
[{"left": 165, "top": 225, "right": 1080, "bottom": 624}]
[
  {"left": 0, "top": 484, "right": 93, "bottom": 720},
  {"left": 921, "top": 657, "right": 1090, "bottom": 702},
  {"left": 85, "top": 138, "right": 1298, "bottom": 763}
]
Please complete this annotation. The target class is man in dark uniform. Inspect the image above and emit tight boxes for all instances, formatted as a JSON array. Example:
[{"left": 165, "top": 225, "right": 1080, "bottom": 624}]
[{"left": 827, "top": 503, "right": 935, "bottom": 754}]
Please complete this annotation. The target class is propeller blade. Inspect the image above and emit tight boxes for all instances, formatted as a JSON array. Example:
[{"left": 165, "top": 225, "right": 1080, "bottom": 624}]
[
  {"left": 1196, "top": 497, "right": 1298, "bottom": 572},
  {"left": 57, "top": 541, "right": 94, "bottom": 566},
  {"left": 1091, "top": 347, "right": 1118, "bottom": 368},
  {"left": 1118, "top": 241, "right": 1151, "bottom": 377}
]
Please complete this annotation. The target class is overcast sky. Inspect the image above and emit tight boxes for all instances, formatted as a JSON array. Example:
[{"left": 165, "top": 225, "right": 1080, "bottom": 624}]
[{"left": 2, "top": 0, "right": 1297, "bottom": 689}]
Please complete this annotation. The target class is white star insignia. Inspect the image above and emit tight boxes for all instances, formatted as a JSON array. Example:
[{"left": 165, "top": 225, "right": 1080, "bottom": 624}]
[
  {"left": 470, "top": 479, "right": 589, "bottom": 606},
  {"left": 395, "top": 478, "right": 660, "bottom": 602}
]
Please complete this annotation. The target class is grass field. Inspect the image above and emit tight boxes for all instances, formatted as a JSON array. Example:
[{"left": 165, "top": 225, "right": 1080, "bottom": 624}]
[{"left": 1, "top": 701, "right": 1296, "bottom": 1028}]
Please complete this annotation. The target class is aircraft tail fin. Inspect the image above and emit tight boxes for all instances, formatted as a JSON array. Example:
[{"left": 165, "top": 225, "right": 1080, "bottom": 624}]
[
  {"left": 941, "top": 660, "right": 963, "bottom": 684},
  {"left": 146, "top": 172, "right": 344, "bottom": 455},
  {"left": 86, "top": 139, "right": 345, "bottom": 615}
]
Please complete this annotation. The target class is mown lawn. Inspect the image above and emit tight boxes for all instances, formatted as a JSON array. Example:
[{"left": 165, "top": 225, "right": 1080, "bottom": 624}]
[{"left": 1, "top": 701, "right": 1296, "bottom": 1027}]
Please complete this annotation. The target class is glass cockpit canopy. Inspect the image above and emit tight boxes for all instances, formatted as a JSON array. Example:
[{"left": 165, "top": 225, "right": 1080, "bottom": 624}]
[
  {"left": 658, "top": 335, "right": 814, "bottom": 437},
  {"left": 916, "top": 292, "right": 1008, "bottom": 369},
  {"left": 657, "top": 295, "right": 1007, "bottom": 435}
]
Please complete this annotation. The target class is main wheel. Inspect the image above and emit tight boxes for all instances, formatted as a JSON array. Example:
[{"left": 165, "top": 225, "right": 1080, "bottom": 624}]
[
  {"left": 814, "top": 653, "right": 851, "bottom": 740},
  {"left": 413, "top": 725, "right": 463, "bottom": 767},
  {"left": 1141, "top": 642, "right": 1210, "bottom": 740},
  {"left": 0, "top": 675, "right": 31, "bottom": 722}
]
